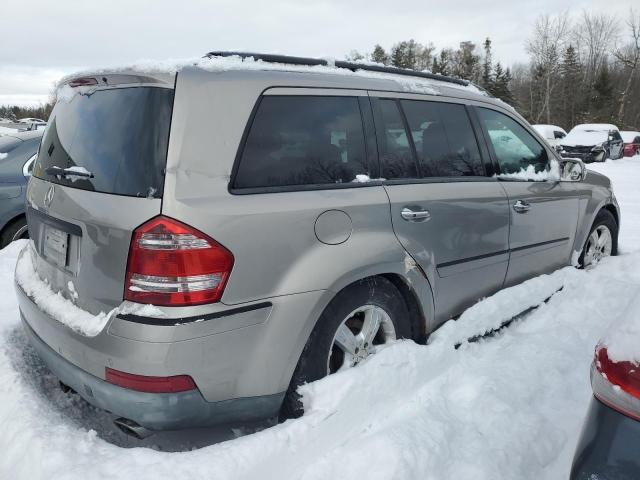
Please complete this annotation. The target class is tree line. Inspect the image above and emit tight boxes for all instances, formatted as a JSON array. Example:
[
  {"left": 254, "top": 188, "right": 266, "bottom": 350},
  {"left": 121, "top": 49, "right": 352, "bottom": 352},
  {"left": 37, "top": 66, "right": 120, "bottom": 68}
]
[
  {"left": 2, "top": 9, "right": 638, "bottom": 131},
  {"left": 348, "top": 9, "right": 640, "bottom": 130}
]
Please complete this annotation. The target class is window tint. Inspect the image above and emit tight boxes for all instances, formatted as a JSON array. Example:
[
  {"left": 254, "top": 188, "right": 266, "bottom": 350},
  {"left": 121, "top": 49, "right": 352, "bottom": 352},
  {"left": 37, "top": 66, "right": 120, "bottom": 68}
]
[
  {"left": 402, "top": 100, "right": 484, "bottom": 177},
  {"left": 554, "top": 131, "right": 566, "bottom": 139},
  {"left": 376, "top": 99, "right": 418, "bottom": 179},
  {"left": 234, "top": 96, "right": 368, "bottom": 189},
  {"left": 34, "top": 87, "right": 173, "bottom": 197},
  {"left": 477, "top": 108, "right": 548, "bottom": 175}
]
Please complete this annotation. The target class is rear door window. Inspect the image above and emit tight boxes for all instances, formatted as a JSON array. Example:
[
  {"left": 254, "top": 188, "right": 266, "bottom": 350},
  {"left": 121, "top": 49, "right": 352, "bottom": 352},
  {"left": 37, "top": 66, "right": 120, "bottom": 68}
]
[
  {"left": 233, "top": 96, "right": 368, "bottom": 189},
  {"left": 373, "top": 99, "right": 419, "bottom": 180},
  {"left": 401, "top": 100, "right": 484, "bottom": 177},
  {"left": 34, "top": 87, "right": 174, "bottom": 198}
]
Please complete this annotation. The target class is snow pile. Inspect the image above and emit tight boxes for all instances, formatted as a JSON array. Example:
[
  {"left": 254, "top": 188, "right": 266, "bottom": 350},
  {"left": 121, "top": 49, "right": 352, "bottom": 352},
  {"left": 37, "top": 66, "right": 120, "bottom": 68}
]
[
  {"left": 0, "top": 155, "right": 639, "bottom": 479},
  {"left": 429, "top": 267, "right": 573, "bottom": 348},
  {"left": 496, "top": 160, "right": 560, "bottom": 182},
  {"left": 600, "top": 294, "right": 640, "bottom": 365},
  {"left": 58, "top": 54, "right": 484, "bottom": 98},
  {"left": 14, "top": 244, "right": 163, "bottom": 337},
  {"left": 14, "top": 245, "right": 112, "bottom": 336}
]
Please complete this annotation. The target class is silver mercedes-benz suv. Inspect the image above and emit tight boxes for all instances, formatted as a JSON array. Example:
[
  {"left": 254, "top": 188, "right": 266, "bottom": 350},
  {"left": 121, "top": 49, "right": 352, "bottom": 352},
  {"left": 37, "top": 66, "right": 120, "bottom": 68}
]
[{"left": 15, "top": 52, "right": 620, "bottom": 436}]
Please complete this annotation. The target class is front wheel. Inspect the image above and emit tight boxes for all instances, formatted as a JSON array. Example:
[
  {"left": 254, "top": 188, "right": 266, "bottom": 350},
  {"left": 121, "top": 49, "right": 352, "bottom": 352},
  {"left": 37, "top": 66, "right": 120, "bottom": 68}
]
[
  {"left": 578, "top": 210, "right": 618, "bottom": 268},
  {"left": 280, "top": 277, "right": 412, "bottom": 420}
]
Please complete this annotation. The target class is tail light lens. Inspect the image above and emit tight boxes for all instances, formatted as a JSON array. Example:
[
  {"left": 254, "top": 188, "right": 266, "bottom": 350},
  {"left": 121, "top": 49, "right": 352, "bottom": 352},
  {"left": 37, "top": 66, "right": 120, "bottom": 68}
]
[
  {"left": 124, "top": 216, "right": 234, "bottom": 306},
  {"left": 106, "top": 368, "right": 196, "bottom": 393},
  {"left": 592, "top": 345, "right": 640, "bottom": 421}
]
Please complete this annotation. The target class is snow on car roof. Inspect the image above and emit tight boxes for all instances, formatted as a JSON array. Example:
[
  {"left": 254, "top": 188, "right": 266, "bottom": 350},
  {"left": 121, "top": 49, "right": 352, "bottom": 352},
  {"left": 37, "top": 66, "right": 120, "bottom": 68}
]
[
  {"left": 561, "top": 129, "right": 608, "bottom": 147},
  {"left": 58, "top": 54, "right": 489, "bottom": 98},
  {"left": 570, "top": 123, "right": 619, "bottom": 133}
]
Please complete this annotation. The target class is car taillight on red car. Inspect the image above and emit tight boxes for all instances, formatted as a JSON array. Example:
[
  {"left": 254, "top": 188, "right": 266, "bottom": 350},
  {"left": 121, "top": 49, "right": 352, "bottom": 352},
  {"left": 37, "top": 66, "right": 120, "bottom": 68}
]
[
  {"left": 124, "top": 216, "right": 234, "bottom": 307},
  {"left": 592, "top": 345, "right": 640, "bottom": 421}
]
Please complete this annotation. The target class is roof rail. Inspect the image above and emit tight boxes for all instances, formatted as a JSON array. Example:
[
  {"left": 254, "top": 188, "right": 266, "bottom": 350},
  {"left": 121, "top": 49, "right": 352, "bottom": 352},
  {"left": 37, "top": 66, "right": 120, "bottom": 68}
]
[{"left": 204, "top": 51, "right": 470, "bottom": 87}]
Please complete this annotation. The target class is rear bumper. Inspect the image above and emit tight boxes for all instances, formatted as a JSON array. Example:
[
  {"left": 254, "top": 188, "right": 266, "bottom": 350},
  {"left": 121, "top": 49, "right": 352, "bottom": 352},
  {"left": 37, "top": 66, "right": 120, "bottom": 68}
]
[
  {"left": 15, "top": 247, "right": 330, "bottom": 429},
  {"left": 570, "top": 397, "right": 640, "bottom": 480},
  {"left": 22, "top": 318, "right": 283, "bottom": 430}
]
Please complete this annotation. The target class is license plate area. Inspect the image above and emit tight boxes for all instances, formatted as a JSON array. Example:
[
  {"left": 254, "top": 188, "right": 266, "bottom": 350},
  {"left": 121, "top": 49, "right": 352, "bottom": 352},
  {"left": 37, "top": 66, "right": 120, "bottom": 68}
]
[{"left": 43, "top": 225, "right": 69, "bottom": 268}]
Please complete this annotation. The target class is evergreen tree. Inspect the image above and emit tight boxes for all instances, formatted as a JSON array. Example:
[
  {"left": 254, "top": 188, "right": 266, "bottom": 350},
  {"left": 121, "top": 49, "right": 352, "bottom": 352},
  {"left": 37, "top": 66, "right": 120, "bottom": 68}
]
[
  {"left": 559, "top": 44, "right": 582, "bottom": 129},
  {"left": 592, "top": 62, "right": 615, "bottom": 122},
  {"left": 492, "top": 63, "right": 515, "bottom": 104},
  {"left": 370, "top": 45, "right": 389, "bottom": 65},
  {"left": 482, "top": 38, "right": 493, "bottom": 90}
]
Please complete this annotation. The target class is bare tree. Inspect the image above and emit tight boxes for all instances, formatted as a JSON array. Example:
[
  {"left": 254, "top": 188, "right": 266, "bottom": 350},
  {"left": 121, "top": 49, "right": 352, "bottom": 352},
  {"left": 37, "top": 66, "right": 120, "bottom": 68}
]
[
  {"left": 527, "top": 13, "right": 570, "bottom": 123},
  {"left": 574, "top": 11, "right": 619, "bottom": 85},
  {"left": 614, "top": 8, "right": 640, "bottom": 126}
]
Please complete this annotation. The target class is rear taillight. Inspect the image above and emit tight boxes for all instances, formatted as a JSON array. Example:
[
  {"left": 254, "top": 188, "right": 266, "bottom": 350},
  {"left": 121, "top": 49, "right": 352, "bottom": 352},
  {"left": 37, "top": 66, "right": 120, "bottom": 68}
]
[
  {"left": 106, "top": 368, "right": 196, "bottom": 393},
  {"left": 124, "top": 216, "right": 233, "bottom": 306},
  {"left": 592, "top": 346, "right": 640, "bottom": 421}
]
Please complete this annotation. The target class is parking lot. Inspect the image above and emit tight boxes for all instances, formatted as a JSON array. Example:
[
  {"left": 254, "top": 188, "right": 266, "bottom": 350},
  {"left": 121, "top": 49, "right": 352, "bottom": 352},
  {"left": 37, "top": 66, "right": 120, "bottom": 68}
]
[{"left": 0, "top": 156, "right": 637, "bottom": 479}]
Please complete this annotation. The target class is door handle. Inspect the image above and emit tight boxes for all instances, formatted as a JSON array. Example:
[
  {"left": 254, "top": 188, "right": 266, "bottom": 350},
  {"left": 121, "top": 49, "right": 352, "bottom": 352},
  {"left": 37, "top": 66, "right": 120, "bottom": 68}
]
[
  {"left": 401, "top": 207, "right": 431, "bottom": 222},
  {"left": 513, "top": 200, "right": 531, "bottom": 213}
]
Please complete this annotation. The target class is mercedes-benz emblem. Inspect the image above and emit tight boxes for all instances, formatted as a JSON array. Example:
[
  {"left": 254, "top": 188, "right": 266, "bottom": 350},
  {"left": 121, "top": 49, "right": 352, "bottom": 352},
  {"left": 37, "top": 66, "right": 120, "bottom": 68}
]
[{"left": 44, "top": 185, "right": 55, "bottom": 208}]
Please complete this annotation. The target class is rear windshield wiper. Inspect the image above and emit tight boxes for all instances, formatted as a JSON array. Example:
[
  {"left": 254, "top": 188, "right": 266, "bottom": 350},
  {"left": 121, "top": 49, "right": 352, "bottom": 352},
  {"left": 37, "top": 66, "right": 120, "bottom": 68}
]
[{"left": 46, "top": 166, "right": 94, "bottom": 179}]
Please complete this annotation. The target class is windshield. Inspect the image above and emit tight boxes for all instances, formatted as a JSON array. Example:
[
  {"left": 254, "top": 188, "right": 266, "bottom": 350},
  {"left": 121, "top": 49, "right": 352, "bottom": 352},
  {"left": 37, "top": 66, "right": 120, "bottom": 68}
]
[{"left": 33, "top": 86, "right": 174, "bottom": 198}]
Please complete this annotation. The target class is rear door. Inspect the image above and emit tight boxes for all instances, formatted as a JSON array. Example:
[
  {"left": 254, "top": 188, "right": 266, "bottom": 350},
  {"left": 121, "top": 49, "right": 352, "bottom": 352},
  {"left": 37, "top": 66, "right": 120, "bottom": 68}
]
[
  {"left": 473, "top": 106, "right": 580, "bottom": 287},
  {"left": 26, "top": 80, "right": 174, "bottom": 315},
  {"left": 371, "top": 94, "right": 510, "bottom": 324}
]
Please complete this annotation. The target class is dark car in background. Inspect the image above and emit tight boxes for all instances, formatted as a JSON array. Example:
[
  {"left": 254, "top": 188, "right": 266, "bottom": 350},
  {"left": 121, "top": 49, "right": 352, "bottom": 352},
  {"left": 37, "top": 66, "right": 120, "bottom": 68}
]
[
  {"left": 621, "top": 131, "right": 640, "bottom": 157},
  {"left": 0, "top": 129, "right": 43, "bottom": 247},
  {"left": 561, "top": 124, "right": 625, "bottom": 162}
]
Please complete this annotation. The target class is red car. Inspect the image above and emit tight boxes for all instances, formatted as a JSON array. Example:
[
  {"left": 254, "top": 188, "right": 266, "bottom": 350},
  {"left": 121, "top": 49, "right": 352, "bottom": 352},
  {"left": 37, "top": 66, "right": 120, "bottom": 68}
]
[{"left": 621, "top": 131, "right": 640, "bottom": 157}]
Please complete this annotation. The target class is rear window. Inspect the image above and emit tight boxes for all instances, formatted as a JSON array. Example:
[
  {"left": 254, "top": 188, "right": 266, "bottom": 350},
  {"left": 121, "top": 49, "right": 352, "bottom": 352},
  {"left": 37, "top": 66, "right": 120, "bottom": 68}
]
[
  {"left": 233, "top": 96, "right": 368, "bottom": 189},
  {"left": 33, "top": 87, "right": 174, "bottom": 198}
]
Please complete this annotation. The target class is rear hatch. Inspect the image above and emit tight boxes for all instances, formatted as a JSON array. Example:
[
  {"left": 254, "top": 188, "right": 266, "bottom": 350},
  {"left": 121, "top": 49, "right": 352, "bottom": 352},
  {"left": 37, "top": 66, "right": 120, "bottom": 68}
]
[{"left": 26, "top": 75, "right": 175, "bottom": 315}]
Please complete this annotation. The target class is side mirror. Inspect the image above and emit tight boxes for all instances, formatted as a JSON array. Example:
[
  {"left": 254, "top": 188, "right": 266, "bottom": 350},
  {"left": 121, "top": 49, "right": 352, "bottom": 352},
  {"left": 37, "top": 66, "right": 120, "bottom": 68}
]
[{"left": 560, "top": 158, "right": 586, "bottom": 182}]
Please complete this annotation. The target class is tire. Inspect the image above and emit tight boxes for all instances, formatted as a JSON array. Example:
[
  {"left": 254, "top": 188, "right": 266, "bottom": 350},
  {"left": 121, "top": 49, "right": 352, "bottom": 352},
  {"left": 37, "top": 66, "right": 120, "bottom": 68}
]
[
  {"left": 578, "top": 209, "right": 618, "bottom": 268},
  {"left": 280, "top": 276, "right": 412, "bottom": 420},
  {"left": 0, "top": 217, "right": 28, "bottom": 249}
]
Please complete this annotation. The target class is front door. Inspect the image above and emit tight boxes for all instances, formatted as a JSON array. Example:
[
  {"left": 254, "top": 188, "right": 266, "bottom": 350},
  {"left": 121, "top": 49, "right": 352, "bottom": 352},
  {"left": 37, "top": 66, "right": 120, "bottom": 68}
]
[
  {"left": 475, "top": 106, "right": 580, "bottom": 287},
  {"left": 370, "top": 95, "right": 510, "bottom": 324}
]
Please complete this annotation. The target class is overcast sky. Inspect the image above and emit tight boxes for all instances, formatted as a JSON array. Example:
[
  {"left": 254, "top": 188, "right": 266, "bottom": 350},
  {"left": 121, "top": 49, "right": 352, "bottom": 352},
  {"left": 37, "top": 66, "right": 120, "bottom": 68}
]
[{"left": 1, "top": 0, "right": 636, "bottom": 106}]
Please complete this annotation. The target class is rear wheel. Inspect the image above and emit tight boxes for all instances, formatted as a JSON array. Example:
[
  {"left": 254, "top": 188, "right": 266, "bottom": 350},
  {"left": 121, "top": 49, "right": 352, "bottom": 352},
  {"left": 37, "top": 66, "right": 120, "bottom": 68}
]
[
  {"left": 0, "top": 217, "right": 28, "bottom": 248},
  {"left": 280, "top": 277, "right": 412, "bottom": 420},
  {"left": 579, "top": 210, "right": 618, "bottom": 268}
]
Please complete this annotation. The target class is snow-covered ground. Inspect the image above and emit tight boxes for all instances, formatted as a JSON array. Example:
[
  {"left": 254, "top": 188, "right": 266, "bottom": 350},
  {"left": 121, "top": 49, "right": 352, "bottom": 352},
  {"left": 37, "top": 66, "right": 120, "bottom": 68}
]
[{"left": 1, "top": 157, "right": 640, "bottom": 480}]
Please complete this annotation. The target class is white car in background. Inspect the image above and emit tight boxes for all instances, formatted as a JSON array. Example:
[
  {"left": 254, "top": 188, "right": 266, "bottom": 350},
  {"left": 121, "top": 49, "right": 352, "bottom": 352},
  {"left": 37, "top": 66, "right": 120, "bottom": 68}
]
[
  {"left": 17, "top": 118, "right": 47, "bottom": 126},
  {"left": 532, "top": 124, "right": 567, "bottom": 148}
]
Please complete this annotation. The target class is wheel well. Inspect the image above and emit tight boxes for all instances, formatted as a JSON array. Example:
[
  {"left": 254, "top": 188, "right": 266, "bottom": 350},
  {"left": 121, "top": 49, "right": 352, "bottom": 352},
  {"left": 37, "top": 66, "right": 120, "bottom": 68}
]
[
  {"left": 602, "top": 204, "right": 619, "bottom": 227},
  {"left": 1, "top": 213, "right": 26, "bottom": 235},
  {"left": 380, "top": 273, "right": 428, "bottom": 344}
]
